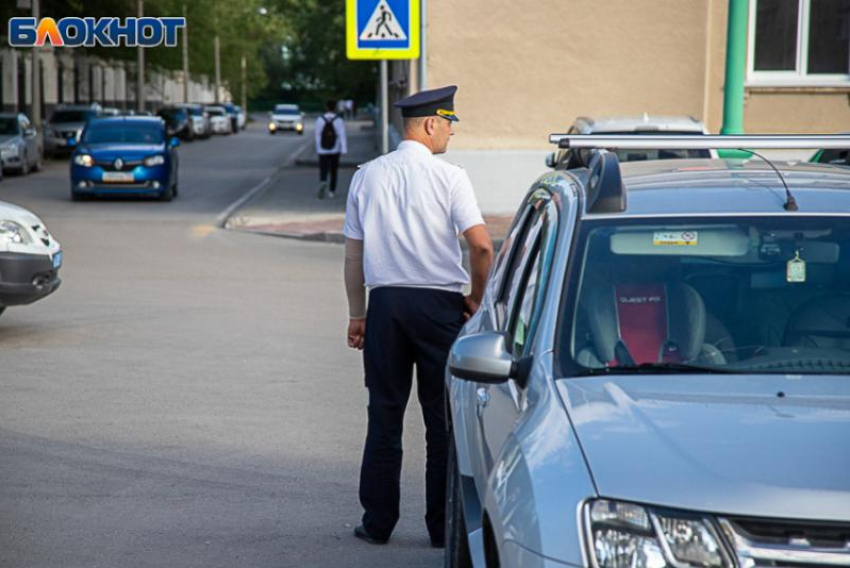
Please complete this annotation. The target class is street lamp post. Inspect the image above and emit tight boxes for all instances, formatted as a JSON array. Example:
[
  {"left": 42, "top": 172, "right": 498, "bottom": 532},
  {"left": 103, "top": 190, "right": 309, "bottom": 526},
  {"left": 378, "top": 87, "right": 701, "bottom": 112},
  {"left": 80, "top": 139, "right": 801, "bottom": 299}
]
[
  {"left": 182, "top": 3, "right": 190, "bottom": 103},
  {"left": 137, "top": 0, "right": 145, "bottom": 112},
  {"left": 31, "top": 0, "right": 41, "bottom": 129}
]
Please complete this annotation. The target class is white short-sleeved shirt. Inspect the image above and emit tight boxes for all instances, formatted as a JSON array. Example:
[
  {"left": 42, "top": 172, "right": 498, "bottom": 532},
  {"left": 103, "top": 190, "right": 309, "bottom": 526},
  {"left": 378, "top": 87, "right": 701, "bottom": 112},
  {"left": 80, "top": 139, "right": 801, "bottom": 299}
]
[
  {"left": 343, "top": 140, "right": 485, "bottom": 293},
  {"left": 314, "top": 113, "right": 348, "bottom": 155}
]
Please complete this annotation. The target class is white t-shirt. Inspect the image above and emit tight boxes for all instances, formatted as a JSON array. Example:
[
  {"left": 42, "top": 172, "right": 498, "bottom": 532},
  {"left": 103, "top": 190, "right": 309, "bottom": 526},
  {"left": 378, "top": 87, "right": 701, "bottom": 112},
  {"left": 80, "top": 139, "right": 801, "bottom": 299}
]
[
  {"left": 314, "top": 113, "right": 348, "bottom": 155},
  {"left": 343, "top": 140, "right": 485, "bottom": 293}
]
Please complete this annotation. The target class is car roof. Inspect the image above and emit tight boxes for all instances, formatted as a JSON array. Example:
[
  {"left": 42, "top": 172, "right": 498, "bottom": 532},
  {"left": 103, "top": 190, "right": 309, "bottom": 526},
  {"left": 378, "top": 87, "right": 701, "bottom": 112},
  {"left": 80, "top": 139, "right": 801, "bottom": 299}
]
[
  {"left": 574, "top": 115, "right": 706, "bottom": 134},
  {"left": 87, "top": 116, "right": 164, "bottom": 126},
  {"left": 571, "top": 158, "right": 850, "bottom": 218}
]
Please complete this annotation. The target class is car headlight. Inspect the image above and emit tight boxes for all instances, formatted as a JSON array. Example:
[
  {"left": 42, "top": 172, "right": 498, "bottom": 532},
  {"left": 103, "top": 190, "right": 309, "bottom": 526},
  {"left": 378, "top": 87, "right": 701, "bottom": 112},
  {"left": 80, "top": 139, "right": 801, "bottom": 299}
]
[
  {"left": 73, "top": 154, "right": 94, "bottom": 167},
  {"left": 587, "top": 500, "right": 730, "bottom": 568},
  {"left": 0, "top": 142, "right": 19, "bottom": 157},
  {"left": 143, "top": 155, "right": 165, "bottom": 167},
  {"left": 296, "top": 123, "right": 303, "bottom": 131},
  {"left": 268, "top": 122, "right": 276, "bottom": 130},
  {"left": 0, "top": 220, "right": 33, "bottom": 245}
]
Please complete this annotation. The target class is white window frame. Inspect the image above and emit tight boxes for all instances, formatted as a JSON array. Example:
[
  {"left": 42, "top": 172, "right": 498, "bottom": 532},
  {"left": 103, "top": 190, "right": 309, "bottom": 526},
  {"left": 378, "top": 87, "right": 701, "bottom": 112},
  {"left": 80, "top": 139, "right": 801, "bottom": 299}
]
[{"left": 747, "top": 0, "right": 850, "bottom": 87}]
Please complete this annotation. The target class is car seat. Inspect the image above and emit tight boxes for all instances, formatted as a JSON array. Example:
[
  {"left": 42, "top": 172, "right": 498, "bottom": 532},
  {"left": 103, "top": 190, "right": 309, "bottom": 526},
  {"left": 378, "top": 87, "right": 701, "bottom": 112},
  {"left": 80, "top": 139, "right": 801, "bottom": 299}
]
[
  {"left": 784, "top": 294, "right": 850, "bottom": 349},
  {"left": 576, "top": 282, "right": 726, "bottom": 368}
]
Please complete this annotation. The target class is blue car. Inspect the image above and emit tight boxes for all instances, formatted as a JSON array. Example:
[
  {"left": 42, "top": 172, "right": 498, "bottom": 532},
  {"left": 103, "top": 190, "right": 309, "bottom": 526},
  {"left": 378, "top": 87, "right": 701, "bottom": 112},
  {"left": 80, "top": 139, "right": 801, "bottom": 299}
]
[{"left": 70, "top": 116, "right": 180, "bottom": 201}]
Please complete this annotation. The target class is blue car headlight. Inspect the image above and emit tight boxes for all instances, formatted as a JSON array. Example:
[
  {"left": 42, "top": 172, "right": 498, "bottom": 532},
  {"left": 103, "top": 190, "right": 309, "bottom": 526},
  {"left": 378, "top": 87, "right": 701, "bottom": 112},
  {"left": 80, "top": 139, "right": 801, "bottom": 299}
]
[
  {"left": 143, "top": 155, "right": 165, "bottom": 167},
  {"left": 73, "top": 154, "right": 94, "bottom": 167},
  {"left": 587, "top": 500, "right": 731, "bottom": 568}
]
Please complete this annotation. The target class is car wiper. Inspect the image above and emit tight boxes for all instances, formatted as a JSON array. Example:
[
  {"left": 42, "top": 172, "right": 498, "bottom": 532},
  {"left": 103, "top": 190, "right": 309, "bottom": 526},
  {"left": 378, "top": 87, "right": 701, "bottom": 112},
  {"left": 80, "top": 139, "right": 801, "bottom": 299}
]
[{"left": 581, "top": 362, "right": 734, "bottom": 375}]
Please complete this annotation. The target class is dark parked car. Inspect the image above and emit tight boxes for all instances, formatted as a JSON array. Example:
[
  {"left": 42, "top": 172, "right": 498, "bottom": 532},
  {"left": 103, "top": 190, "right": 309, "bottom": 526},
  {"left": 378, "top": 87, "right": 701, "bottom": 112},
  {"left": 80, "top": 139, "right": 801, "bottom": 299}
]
[
  {"left": 0, "top": 113, "right": 43, "bottom": 175},
  {"left": 156, "top": 107, "right": 193, "bottom": 141}
]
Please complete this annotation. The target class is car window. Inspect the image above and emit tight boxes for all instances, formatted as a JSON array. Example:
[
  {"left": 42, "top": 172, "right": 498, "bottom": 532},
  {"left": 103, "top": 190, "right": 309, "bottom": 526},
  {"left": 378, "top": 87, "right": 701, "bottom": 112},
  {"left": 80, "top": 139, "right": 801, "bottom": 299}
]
[
  {"left": 509, "top": 201, "right": 558, "bottom": 356},
  {"left": 82, "top": 124, "right": 164, "bottom": 144},
  {"left": 0, "top": 118, "right": 19, "bottom": 135},
  {"left": 50, "top": 110, "right": 95, "bottom": 123},
  {"left": 497, "top": 195, "right": 548, "bottom": 330},
  {"left": 560, "top": 216, "right": 850, "bottom": 375}
]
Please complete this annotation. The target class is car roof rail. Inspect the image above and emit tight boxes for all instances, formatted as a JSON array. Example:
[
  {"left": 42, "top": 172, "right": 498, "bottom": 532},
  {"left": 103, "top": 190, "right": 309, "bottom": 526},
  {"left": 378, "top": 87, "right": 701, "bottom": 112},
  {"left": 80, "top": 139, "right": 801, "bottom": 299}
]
[
  {"left": 549, "top": 133, "right": 850, "bottom": 150},
  {"left": 548, "top": 134, "right": 850, "bottom": 215}
]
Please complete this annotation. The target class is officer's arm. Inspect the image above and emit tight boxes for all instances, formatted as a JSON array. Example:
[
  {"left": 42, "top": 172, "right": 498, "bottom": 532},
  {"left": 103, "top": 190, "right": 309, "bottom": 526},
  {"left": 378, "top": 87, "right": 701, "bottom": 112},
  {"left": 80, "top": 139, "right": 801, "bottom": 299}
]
[
  {"left": 463, "top": 224, "right": 494, "bottom": 310},
  {"left": 344, "top": 237, "right": 366, "bottom": 319}
]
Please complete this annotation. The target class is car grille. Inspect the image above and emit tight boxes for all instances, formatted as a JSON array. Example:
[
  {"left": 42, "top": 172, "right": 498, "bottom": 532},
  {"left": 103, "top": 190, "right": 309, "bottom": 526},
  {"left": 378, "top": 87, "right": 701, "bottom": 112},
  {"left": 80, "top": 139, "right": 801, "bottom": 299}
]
[
  {"left": 96, "top": 159, "right": 143, "bottom": 171},
  {"left": 56, "top": 130, "right": 77, "bottom": 139},
  {"left": 719, "top": 518, "right": 850, "bottom": 567}
]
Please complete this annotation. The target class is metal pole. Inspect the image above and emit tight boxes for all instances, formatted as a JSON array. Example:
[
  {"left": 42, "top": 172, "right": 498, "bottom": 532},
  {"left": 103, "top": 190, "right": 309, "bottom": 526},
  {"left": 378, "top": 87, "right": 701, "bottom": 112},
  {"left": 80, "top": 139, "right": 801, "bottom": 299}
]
[
  {"left": 31, "top": 0, "right": 41, "bottom": 130},
  {"left": 137, "top": 0, "right": 145, "bottom": 112},
  {"left": 380, "top": 60, "right": 388, "bottom": 154},
  {"left": 182, "top": 3, "right": 189, "bottom": 103},
  {"left": 241, "top": 54, "right": 247, "bottom": 113},
  {"left": 214, "top": 35, "right": 221, "bottom": 103},
  {"left": 721, "top": 0, "right": 748, "bottom": 135},
  {"left": 418, "top": 0, "right": 427, "bottom": 90}
]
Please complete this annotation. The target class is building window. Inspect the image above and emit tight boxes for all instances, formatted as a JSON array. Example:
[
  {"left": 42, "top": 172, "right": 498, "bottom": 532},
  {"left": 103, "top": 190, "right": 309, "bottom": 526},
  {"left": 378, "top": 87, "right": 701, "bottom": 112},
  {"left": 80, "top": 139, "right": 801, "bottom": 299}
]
[{"left": 749, "top": 0, "right": 850, "bottom": 86}]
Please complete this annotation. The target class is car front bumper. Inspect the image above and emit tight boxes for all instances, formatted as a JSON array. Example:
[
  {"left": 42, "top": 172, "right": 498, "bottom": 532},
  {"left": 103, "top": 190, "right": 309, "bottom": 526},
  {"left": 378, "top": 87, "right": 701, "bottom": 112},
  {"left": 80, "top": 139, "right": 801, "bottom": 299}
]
[
  {"left": 71, "top": 163, "right": 171, "bottom": 196},
  {"left": 0, "top": 251, "right": 62, "bottom": 306}
]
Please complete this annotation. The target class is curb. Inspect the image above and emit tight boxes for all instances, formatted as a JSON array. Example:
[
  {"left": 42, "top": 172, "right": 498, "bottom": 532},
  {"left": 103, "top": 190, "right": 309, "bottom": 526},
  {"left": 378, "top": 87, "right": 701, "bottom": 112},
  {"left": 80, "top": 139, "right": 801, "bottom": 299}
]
[{"left": 216, "top": 137, "right": 313, "bottom": 229}]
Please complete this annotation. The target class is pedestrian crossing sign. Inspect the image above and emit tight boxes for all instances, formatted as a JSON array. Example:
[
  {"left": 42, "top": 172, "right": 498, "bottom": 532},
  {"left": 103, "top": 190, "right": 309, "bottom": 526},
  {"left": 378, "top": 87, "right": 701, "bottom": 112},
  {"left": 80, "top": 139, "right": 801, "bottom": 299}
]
[{"left": 346, "top": 0, "right": 420, "bottom": 60}]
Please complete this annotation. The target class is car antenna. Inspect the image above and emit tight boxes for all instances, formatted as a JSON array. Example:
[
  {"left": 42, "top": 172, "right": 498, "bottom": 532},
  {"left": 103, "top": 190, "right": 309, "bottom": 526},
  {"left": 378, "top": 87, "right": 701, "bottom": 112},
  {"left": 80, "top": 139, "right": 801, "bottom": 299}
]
[{"left": 741, "top": 149, "right": 798, "bottom": 211}]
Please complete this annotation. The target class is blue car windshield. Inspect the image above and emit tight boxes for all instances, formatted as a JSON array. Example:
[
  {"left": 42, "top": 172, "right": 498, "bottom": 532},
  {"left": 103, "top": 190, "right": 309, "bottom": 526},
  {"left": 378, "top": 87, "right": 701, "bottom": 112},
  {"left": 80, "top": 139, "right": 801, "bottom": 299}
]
[
  {"left": 82, "top": 124, "right": 164, "bottom": 144},
  {"left": 0, "top": 118, "right": 19, "bottom": 135},
  {"left": 560, "top": 216, "right": 850, "bottom": 375}
]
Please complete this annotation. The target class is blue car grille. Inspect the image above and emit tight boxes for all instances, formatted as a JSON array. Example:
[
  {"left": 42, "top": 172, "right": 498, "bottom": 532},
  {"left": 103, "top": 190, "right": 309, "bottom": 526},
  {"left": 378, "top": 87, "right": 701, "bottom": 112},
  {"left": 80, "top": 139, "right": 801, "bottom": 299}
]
[{"left": 96, "top": 159, "right": 144, "bottom": 171}]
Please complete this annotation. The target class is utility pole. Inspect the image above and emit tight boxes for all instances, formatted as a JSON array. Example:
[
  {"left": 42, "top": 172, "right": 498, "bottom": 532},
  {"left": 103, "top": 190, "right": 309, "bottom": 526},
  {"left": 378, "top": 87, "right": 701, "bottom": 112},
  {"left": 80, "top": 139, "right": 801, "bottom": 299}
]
[
  {"left": 240, "top": 55, "right": 247, "bottom": 113},
  {"left": 214, "top": 35, "right": 221, "bottom": 103},
  {"left": 418, "top": 0, "right": 427, "bottom": 91},
  {"left": 137, "top": 0, "right": 145, "bottom": 112},
  {"left": 31, "top": 0, "right": 41, "bottom": 129},
  {"left": 380, "top": 60, "right": 388, "bottom": 154},
  {"left": 182, "top": 3, "right": 190, "bottom": 103}
]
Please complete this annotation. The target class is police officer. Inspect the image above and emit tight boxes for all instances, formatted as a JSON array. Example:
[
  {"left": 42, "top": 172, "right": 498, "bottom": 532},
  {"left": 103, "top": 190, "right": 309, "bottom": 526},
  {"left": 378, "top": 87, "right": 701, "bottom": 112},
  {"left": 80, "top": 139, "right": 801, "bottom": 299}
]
[{"left": 342, "top": 85, "right": 494, "bottom": 547}]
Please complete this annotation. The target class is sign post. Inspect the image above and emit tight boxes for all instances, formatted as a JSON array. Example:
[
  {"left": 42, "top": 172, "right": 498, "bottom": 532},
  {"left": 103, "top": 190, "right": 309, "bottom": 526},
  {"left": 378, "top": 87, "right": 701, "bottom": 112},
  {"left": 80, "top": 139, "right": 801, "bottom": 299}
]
[{"left": 346, "top": 0, "right": 421, "bottom": 154}]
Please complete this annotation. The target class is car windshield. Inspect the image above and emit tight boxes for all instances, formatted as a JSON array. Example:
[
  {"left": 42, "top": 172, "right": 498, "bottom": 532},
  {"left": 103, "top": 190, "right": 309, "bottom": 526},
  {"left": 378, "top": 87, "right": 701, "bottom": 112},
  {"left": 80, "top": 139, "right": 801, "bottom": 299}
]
[
  {"left": 207, "top": 108, "right": 224, "bottom": 116},
  {"left": 82, "top": 123, "right": 164, "bottom": 144},
  {"left": 0, "top": 118, "right": 19, "bottom": 135},
  {"left": 158, "top": 109, "right": 187, "bottom": 120},
  {"left": 274, "top": 105, "right": 300, "bottom": 114},
  {"left": 561, "top": 216, "right": 850, "bottom": 375},
  {"left": 600, "top": 131, "right": 711, "bottom": 161},
  {"left": 185, "top": 106, "right": 203, "bottom": 116},
  {"left": 50, "top": 110, "right": 96, "bottom": 123}
]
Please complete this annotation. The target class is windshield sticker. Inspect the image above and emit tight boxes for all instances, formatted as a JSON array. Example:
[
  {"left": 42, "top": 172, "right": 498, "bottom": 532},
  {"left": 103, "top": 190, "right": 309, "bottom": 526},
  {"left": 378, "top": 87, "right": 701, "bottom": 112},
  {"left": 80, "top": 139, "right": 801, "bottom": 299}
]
[
  {"left": 787, "top": 251, "right": 807, "bottom": 283},
  {"left": 653, "top": 231, "right": 698, "bottom": 246}
]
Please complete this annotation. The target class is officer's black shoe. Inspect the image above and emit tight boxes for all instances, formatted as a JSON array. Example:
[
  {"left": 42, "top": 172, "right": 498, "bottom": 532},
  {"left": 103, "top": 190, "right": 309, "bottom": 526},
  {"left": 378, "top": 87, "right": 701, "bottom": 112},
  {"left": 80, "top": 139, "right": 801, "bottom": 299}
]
[{"left": 354, "top": 524, "right": 389, "bottom": 545}]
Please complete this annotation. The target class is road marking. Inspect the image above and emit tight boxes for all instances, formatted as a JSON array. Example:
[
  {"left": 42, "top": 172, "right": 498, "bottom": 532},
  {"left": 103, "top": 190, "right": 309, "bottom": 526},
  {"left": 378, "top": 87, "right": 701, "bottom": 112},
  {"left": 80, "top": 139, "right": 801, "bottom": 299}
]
[
  {"left": 190, "top": 224, "right": 217, "bottom": 238},
  {"left": 216, "top": 137, "right": 312, "bottom": 229}
]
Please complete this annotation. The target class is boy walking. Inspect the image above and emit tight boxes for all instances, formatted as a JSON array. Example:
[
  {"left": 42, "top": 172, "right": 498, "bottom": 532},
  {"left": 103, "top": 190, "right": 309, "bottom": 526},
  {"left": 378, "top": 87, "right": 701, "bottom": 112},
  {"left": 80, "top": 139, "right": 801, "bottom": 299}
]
[{"left": 315, "top": 99, "right": 348, "bottom": 199}]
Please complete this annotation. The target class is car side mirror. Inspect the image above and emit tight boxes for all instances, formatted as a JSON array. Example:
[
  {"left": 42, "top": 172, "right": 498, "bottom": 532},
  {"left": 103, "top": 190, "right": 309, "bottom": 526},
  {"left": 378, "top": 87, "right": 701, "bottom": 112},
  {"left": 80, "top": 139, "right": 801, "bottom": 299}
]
[
  {"left": 169, "top": 137, "right": 180, "bottom": 148},
  {"left": 449, "top": 332, "right": 515, "bottom": 384},
  {"left": 545, "top": 152, "right": 557, "bottom": 168},
  {"left": 25, "top": 128, "right": 37, "bottom": 138}
]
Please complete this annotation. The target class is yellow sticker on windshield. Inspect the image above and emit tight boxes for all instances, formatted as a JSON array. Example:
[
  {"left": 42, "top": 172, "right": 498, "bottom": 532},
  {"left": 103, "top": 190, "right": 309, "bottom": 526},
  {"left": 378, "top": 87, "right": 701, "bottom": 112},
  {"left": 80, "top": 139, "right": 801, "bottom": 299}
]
[{"left": 653, "top": 231, "right": 698, "bottom": 246}]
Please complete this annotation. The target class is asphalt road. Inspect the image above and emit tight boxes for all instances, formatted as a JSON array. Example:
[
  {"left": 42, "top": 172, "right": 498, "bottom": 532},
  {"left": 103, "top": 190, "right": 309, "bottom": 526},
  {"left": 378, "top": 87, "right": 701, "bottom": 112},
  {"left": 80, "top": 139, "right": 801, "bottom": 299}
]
[{"left": 0, "top": 121, "right": 441, "bottom": 567}]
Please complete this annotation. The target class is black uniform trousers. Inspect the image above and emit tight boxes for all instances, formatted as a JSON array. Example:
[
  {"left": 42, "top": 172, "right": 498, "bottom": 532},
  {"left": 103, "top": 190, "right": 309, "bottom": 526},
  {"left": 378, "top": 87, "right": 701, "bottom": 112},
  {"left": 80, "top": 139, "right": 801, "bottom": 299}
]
[
  {"left": 359, "top": 286, "right": 464, "bottom": 541},
  {"left": 318, "top": 153, "right": 341, "bottom": 192}
]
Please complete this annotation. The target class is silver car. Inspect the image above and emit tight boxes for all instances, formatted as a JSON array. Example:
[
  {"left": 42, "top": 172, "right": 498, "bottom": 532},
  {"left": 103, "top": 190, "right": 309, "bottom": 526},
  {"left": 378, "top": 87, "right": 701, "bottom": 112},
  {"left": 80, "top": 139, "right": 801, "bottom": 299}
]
[
  {"left": 548, "top": 115, "right": 718, "bottom": 169},
  {"left": 446, "top": 136, "right": 850, "bottom": 568},
  {"left": 44, "top": 104, "right": 100, "bottom": 158},
  {"left": 0, "top": 113, "right": 42, "bottom": 175}
]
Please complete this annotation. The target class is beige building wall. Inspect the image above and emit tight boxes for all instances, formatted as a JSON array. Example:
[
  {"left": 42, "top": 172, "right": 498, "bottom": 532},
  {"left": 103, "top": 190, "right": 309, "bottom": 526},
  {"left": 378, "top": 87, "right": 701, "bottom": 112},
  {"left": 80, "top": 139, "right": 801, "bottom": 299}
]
[{"left": 424, "top": 0, "right": 850, "bottom": 150}]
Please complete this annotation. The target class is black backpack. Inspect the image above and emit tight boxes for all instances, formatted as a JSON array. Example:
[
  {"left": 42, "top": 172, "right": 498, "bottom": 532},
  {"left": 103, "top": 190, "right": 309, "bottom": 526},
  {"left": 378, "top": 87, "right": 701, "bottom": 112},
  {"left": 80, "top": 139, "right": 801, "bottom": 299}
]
[{"left": 320, "top": 115, "right": 339, "bottom": 149}]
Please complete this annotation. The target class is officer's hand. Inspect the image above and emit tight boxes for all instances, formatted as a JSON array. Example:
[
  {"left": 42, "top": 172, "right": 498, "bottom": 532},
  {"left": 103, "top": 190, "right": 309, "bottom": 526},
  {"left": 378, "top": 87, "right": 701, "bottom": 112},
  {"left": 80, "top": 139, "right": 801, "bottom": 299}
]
[
  {"left": 347, "top": 318, "right": 366, "bottom": 350},
  {"left": 463, "top": 295, "right": 480, "bottom": 320}
]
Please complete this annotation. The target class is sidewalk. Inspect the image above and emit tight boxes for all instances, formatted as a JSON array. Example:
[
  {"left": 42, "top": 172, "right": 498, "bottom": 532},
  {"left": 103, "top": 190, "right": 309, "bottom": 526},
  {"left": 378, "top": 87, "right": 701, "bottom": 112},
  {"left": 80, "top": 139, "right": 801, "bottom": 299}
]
[{"left": 224, "top": 120, "right": 513, "bottom": 245}]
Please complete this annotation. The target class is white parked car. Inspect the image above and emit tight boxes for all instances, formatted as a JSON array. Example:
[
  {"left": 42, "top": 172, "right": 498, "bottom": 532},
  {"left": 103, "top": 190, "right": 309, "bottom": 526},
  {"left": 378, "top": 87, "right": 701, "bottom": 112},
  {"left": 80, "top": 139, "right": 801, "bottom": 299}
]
[
  {"left": 205, "top": 106, "right": 232, "bottom": 135},
  {"left": 0, "top": 200, "right": 62, "bottom": 318}
]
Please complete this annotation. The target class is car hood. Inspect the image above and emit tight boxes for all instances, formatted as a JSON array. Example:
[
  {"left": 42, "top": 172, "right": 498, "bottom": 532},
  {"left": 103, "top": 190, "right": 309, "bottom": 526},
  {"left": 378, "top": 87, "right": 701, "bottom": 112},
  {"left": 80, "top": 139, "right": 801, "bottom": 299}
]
[
  {"left": 0, "top": 135, "right": 22, "bottom": 145},
  {"left": 272, "top": 114, "right": 300, "bottom": 120},
  {"left": 557, "top": 375, "right": 850, "bottom": 521},
  {"left": 0, "top": 200, "right": 43, "bottom": 226},
  {"left": 78, "top": 144, "right": 164, "bottom": 160}
]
